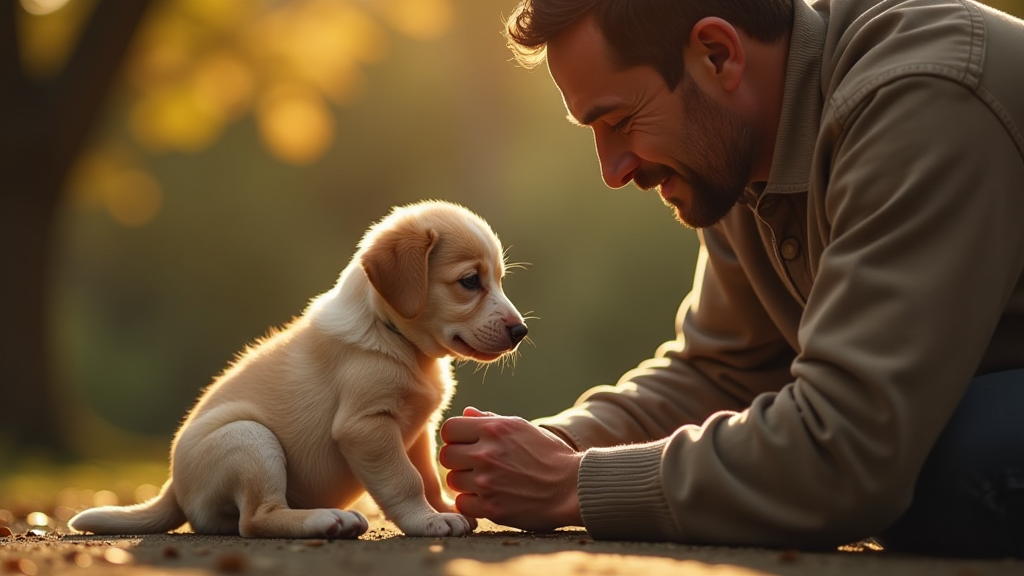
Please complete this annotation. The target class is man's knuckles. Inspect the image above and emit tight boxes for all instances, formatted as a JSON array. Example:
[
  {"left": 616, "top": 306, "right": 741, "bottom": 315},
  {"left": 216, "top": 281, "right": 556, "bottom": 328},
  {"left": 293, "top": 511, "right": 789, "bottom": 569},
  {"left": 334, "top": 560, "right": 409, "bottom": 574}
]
[{"left": 477, "top": 415, "right": 530, "bottom": 438}]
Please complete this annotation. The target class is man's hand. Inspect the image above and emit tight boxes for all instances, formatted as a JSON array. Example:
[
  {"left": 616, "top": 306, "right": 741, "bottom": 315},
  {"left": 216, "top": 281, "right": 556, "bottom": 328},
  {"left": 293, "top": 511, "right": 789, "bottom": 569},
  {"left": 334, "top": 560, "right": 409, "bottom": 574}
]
[{"left": 439, "top": 407, "right": 584, "bottom": 532}]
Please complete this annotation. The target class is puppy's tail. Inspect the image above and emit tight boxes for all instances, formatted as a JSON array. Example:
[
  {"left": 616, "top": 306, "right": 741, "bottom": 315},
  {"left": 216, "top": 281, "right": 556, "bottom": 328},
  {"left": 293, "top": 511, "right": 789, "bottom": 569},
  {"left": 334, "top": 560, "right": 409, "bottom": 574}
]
[{"left": 68, "top": 479, "right": 186, "bottom": 535}]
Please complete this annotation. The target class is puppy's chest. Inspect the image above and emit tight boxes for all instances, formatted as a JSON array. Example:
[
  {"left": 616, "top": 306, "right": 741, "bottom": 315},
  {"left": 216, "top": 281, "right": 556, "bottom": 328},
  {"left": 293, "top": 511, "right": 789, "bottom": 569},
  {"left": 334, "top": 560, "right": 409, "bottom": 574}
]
[{"left": 397, "top": 368, "right": 456, "bottom": 428}]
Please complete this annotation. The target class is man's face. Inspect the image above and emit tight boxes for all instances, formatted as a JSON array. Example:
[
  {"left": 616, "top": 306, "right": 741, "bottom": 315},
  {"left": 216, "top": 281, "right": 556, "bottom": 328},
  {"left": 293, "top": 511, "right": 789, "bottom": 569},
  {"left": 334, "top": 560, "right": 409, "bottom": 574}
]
[{"left": 546, "top": 17, "right": 754, "bottom": 228}]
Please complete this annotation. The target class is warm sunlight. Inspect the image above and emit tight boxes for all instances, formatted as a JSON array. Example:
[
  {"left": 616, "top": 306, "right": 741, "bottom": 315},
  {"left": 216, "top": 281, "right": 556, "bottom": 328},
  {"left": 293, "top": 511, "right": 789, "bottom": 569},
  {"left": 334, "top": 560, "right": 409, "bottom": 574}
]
[
  {"left": 15, "top": 0, "right": 459, "bottom": 195},
  {"left": 446, "top": 552, "right": 777, "bottom": 576},
  {"left": 191, "top": 52, "right": 255, "bottom": 122},
  {"left": 130, "top": 83, "right": 224, "bottom": 153},
  {"left": 14, "top": 0, "right": 458, "bottom": 178},
  {"left": 256, "top": 83, "right": 335, "bottom": 165},
  {"left": 101, "top": 170, "right": 163, "bottom": 227},
  {"left": 15, "top": 0, "right": 91, "bottom": 78},
  {"left": 18, "top": 0, "right": 72, "bottom": 16},
  {"left": 67, "top": 147, "right": 164, "bottom": 226},
  {"left": 247, "top": 1, "right": 386, "bottom": 106},
  {"left": 381, "top": 0, "right": 454, "bottom": 41}
]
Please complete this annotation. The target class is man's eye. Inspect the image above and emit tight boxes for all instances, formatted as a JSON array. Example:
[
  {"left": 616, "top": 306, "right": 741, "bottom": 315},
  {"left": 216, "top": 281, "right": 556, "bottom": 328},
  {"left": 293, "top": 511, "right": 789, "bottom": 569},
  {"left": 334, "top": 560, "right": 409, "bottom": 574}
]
[
  {"left": 610, "top": 115, "right": 632, "bottom": 133},
  {"left": 459, "top": 274, "right": 481, "bottom": 290}
]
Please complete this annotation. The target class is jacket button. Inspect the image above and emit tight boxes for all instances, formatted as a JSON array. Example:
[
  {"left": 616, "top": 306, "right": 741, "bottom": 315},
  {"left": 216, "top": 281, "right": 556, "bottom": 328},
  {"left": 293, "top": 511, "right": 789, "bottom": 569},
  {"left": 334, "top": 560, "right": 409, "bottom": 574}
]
[{"left": 780, "top": 238, "right": 801, "bottom": 260}]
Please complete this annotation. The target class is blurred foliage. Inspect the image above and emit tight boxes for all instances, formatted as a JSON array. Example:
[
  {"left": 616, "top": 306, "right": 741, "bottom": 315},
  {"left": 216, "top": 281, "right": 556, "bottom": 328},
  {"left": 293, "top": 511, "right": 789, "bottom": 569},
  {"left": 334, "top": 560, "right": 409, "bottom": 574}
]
[
  {"left": 4, "top": 0, "right": 1022, "bottom": 467},
  {"left": 19, "top": 0, "right": 453, "bottom": 168}
]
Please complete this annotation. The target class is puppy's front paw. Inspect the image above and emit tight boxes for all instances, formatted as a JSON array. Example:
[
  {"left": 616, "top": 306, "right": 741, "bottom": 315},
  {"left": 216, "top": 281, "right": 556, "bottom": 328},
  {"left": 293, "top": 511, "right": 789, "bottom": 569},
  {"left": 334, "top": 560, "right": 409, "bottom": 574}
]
[
  {"left": 400, "top": 512, "right": 477, "bottom": 537},
  {"left": 304, "top": 509, "right": 368, "bottom": 539}
]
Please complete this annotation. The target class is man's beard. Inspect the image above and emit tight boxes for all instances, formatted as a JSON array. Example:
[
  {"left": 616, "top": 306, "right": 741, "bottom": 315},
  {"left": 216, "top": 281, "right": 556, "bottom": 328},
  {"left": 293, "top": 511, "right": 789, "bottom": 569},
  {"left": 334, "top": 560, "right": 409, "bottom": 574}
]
[{"left": 634, "top": 74, "right": 754, "bottom": 229}]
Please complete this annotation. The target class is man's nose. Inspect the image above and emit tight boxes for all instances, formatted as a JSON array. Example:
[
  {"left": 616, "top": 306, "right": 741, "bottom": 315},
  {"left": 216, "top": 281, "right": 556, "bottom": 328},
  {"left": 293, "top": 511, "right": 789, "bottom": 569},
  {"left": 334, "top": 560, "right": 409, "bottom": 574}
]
[{"left": 594, "top": 131, "right": 639, "bottom": 189}]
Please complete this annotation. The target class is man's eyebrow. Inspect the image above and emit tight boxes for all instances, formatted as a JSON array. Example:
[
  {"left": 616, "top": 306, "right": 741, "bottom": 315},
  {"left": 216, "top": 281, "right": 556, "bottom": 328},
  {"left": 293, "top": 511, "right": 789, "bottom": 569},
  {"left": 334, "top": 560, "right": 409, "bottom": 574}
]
[{"left": 567, "top": 103, "right": 619, "bottom": 127}]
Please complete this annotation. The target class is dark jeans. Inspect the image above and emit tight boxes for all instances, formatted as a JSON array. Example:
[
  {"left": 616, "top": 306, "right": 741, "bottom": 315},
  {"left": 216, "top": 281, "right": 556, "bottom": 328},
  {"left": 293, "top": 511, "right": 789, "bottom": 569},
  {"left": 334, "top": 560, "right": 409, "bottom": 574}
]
[{"left": 876, "top": 368, "right": 1024, "bottom": 557}]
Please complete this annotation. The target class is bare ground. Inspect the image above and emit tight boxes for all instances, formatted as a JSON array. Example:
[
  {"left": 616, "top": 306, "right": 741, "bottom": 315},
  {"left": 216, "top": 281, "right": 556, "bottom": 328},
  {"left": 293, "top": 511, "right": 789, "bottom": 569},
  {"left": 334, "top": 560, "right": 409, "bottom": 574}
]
[{"left": 2, "top": 514, "right": 1022, "bottom": 576}]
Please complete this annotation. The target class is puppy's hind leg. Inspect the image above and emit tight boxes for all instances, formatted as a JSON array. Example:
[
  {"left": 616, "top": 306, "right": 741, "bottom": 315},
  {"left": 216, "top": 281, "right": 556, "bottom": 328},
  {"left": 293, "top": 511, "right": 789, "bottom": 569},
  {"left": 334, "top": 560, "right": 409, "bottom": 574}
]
[{"left": 179, "top": 421, "right": 367, "bottom": 539}]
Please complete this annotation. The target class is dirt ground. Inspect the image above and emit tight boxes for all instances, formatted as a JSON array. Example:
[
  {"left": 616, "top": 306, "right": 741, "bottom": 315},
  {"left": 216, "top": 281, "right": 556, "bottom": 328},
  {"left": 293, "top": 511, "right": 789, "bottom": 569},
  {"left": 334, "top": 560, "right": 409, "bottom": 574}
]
[{"left": 2, "top": 512, "right": 1022, "bottom": 576}]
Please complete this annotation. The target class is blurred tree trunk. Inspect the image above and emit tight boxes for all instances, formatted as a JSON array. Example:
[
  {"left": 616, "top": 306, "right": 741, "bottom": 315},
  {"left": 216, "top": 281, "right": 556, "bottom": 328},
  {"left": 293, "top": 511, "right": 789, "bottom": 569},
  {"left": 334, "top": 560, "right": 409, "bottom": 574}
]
[{"left": 0, "top": 1, "right": 152, "bottom": 457}]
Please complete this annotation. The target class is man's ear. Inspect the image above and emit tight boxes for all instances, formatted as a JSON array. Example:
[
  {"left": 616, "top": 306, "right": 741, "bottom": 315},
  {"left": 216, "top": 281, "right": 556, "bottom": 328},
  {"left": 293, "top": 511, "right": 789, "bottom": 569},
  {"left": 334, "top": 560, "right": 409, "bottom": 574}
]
[{"left": 686, "top": 17, "right": 745, "bottom": 92}]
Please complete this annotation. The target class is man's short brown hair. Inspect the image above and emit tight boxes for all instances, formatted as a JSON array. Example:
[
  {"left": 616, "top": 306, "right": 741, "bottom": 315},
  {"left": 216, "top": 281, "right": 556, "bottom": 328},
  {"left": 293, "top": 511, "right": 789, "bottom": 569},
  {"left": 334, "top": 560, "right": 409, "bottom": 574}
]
[{"left": 506, "top": 0, "right": 793, "bottom": 89}]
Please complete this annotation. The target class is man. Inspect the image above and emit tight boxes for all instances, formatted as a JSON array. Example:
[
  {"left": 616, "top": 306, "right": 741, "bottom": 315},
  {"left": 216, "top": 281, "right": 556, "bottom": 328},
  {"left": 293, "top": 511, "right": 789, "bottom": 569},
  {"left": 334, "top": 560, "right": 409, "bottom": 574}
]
[{"left": 439, "top": 0, "right": 1024, "bottom": 557}]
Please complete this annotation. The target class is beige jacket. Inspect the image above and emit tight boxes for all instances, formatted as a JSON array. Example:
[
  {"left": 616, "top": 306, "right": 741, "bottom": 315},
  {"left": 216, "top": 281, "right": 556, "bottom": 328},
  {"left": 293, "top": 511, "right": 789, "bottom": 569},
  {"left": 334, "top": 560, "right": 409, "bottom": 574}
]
[{"left": 535, "top": 0, "right": 1024, "bottom": 547}]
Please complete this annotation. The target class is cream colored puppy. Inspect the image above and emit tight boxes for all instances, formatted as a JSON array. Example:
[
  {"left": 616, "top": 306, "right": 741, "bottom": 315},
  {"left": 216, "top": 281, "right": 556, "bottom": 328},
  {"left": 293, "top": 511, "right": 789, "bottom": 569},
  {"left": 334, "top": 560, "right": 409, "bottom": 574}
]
[{"left": 69, "top": 200, "right": 527, "bottom": 539}]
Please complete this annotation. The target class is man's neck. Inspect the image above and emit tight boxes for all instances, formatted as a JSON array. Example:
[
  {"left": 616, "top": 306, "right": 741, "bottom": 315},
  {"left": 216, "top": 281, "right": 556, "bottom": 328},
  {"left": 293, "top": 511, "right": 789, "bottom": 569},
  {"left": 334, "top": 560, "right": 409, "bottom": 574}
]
[{"left": 745, "top": 33, "right": 792, "bottom": 184}]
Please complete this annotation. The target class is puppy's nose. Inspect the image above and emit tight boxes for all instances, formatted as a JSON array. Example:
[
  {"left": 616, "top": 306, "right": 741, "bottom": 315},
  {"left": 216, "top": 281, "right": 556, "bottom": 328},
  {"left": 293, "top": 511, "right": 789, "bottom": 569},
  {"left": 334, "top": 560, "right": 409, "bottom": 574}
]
[{"left": 507, "top": 323, "right": 528, "bottom": 346}]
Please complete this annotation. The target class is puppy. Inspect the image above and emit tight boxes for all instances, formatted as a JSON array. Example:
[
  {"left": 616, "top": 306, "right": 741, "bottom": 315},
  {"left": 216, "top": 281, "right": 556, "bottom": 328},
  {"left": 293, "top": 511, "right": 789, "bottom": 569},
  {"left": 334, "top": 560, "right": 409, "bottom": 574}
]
[{"left": 69, "top": 200, "right": 527, "bottom": 539}]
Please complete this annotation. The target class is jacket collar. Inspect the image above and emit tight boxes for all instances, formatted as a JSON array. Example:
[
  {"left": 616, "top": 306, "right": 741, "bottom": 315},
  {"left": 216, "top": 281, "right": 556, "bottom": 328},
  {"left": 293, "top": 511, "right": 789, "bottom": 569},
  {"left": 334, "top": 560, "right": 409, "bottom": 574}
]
[{"left": 760, "top": 0, "right": 829, "bottom": 196}]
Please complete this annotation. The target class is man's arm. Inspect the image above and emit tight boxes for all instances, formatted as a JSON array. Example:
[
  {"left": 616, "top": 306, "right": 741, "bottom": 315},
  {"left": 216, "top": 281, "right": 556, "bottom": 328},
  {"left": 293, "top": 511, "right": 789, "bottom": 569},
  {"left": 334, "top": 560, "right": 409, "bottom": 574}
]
[{"left": 574, "top": 77, "right": 1024, "bottom": 546}]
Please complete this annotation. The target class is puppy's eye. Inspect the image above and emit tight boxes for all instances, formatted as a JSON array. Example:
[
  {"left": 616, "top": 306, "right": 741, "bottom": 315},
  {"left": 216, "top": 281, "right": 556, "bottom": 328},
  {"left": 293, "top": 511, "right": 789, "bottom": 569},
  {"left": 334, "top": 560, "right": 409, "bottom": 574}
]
[{"left": 459, "top": 274, "right": 481, "bottom": 290}]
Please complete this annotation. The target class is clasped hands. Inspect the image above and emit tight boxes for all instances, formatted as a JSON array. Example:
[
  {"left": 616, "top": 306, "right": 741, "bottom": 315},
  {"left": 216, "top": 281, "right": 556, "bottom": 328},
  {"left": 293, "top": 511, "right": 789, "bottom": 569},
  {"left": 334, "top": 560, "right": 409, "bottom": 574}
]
[{"left": 438, "top": 406, "right": 584, "bottom": 532}]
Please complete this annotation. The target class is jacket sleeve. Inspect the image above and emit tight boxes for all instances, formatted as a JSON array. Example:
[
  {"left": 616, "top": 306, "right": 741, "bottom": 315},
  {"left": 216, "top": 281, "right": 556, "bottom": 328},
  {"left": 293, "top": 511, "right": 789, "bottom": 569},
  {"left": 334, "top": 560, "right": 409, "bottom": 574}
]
[{"left": 543, "top": 76, "right": 1024, "bottom": 546}]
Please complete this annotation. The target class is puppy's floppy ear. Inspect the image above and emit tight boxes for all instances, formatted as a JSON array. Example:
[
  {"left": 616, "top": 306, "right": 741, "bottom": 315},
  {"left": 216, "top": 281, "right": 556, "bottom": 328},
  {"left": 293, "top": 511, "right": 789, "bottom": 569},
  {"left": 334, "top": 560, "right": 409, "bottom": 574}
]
[{"left": 360, "top": 226, "right": 439, "bottom": 319}]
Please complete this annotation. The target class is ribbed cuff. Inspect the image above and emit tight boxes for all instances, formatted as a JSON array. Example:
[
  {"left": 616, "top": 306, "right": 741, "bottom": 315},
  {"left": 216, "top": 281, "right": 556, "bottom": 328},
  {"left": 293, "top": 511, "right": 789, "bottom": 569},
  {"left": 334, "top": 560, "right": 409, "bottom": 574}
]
[{"left": 578, "top": 439, "right": 681, "bottom": 541}]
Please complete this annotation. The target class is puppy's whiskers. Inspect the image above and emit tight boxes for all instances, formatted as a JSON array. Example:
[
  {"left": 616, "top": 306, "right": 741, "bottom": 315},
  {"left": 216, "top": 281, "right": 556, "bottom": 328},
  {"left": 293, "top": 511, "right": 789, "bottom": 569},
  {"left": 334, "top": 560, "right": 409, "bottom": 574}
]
[
  {"left": 505, "top": 350, "right": 520, "bottom": 375},
  {"left": 503, "top": 259, "right": 531, "bottom": 274},
  {"left": 469, "top": 361, "right": 492, "bottom": 384}
]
